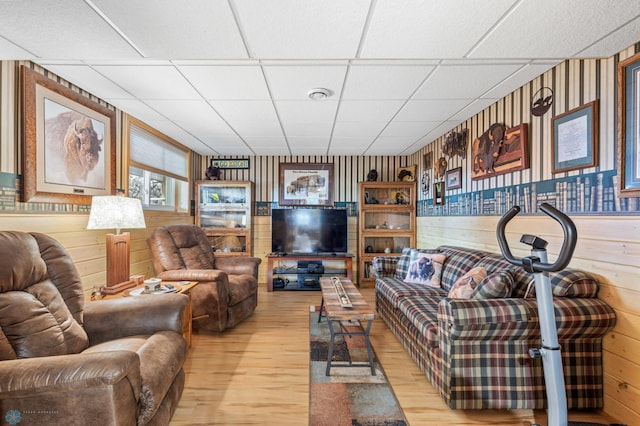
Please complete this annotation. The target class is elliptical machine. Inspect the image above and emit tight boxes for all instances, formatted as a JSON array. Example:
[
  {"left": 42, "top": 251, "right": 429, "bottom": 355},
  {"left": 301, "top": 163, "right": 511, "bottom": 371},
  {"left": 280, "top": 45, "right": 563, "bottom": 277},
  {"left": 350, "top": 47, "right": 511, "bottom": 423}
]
[{"left": 497, "top": 202, "right": 623, "bottom": 426}]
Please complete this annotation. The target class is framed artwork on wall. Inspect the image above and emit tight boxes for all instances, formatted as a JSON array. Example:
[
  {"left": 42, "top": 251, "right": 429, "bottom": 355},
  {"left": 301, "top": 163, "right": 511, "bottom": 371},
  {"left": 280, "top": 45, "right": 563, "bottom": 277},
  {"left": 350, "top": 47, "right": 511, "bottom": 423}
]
[
  {"left": 279, "top": 163, "right": 334, "bottom": 206},
  {"left": 424, "top": 152, "right": 433, "bottom": 169},
  {"left": 445, "top": 167, "right": 462, "bottom": 190},
  {"left": 433, "top": 181, "right": 444, "bottom": 205},
  {"left": 471, "top": 123, "right": 529, "bottom": 180},
  {"left": 551, "top": 100, "right": 599, "bottom": 174},
  {"left": 21, "top": 66, "right": 116, "bottom": 204},
  {"left": 617, "top": 52, "right": 640, "bottom": 198},
  {"left": 396, "top": 165, "right": 416, "bottom": 181}
]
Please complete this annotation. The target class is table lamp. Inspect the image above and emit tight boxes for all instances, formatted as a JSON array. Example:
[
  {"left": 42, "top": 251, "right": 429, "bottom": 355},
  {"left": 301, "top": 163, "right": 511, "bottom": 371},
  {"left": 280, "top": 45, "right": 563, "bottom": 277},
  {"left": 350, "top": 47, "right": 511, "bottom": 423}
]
[{"left": 87, "top": 195, "right": 146, "bottom": 294}]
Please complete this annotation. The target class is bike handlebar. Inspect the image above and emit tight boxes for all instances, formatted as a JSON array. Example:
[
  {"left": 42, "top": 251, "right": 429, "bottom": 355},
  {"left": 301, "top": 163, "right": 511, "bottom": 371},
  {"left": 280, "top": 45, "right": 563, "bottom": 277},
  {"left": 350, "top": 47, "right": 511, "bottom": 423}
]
[{"left": 496, "top": 202, "right": 577, "bottom": 273}]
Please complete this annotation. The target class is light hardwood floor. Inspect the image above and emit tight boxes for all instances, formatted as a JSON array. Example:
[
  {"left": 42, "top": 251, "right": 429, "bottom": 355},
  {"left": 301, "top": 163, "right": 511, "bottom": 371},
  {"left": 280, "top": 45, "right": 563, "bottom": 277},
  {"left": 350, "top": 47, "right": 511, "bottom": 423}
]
[{"left": 171, "top": 286, "right": 619, "bottom": 426}]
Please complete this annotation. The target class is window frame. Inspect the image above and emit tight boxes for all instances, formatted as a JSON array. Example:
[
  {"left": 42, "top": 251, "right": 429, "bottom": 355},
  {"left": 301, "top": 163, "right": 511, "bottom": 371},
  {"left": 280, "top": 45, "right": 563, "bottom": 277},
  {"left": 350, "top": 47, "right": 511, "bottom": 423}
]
[{"left": 124, "top": 115, "right": 191, "bottom": 213}]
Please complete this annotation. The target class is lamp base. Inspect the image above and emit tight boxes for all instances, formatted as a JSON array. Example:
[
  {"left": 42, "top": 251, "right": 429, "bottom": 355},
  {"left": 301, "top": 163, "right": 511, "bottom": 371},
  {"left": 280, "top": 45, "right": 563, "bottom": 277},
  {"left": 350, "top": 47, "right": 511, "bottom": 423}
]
[{"left": 104, "top": 279, "right": 137, "bottom": 295}]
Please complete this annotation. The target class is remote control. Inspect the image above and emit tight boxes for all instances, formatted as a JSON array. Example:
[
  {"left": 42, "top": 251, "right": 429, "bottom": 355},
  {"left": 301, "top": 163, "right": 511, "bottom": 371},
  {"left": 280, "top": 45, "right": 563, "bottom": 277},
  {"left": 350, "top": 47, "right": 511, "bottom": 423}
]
[{"left": 331, "top": 277, "right": 352, "bottom": 308}]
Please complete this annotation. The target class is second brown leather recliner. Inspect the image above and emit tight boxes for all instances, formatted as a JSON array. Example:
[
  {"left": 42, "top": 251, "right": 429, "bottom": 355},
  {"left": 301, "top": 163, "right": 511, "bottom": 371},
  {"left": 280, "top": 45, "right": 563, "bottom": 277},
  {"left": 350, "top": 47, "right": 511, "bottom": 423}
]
[{"left": 147, "top": 224, "right": 261, "bottom": 332}]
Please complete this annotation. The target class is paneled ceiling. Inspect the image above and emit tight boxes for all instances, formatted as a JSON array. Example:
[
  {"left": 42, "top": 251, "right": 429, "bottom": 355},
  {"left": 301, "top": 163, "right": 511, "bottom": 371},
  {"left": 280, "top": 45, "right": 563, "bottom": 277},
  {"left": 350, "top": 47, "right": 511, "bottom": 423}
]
[{"left": 1, "top": 0, "right": 638, "bottom": 156}]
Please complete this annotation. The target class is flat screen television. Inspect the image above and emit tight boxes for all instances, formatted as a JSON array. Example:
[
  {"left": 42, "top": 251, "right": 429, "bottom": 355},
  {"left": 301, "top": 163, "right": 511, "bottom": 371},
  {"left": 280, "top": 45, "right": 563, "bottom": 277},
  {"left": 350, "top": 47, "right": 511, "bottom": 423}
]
[{"left": 271, "top": 208, "right": 348, "bottom": 255}]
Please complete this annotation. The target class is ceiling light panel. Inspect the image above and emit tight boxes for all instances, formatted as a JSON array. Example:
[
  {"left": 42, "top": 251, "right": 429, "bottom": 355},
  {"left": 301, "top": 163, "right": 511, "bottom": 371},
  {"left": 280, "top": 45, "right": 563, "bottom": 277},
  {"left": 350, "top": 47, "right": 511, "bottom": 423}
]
[
  {"left": 233, "top": 0, "right": 370, "bottom": 58},
  {"left": 92, "top": 0, "right": 247, "bottom": 59},
  {"left": 360, "top": 0, "right": 518, "bottom": 58}
]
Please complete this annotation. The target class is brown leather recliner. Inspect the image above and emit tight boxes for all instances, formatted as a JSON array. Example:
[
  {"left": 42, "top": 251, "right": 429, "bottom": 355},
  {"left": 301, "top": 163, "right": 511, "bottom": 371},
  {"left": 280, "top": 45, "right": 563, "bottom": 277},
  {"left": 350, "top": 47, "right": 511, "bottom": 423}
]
[
  {"left": 0, "top": 231, "right": 188, "bottom": 426},
  {"left": 147, "top": 225, "right": 261, "bottom": 332}
]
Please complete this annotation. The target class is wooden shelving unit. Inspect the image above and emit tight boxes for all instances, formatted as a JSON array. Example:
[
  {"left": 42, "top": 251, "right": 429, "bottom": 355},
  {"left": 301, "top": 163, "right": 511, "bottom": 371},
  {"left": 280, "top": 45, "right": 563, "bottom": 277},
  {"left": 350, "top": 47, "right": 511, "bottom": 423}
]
[
  {"left": 358, "top": 181, "right": 416, "bottom": 287},
  {"left": 195, "top": 180, "right": 254, "bottom": 257}
]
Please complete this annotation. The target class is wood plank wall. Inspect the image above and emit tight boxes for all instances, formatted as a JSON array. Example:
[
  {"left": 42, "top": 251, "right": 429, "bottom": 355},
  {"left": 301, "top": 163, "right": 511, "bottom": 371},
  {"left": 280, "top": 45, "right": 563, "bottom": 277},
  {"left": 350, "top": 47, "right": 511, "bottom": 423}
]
[{"left": 2, "top": 40, "right": 639, "bottom": 424}]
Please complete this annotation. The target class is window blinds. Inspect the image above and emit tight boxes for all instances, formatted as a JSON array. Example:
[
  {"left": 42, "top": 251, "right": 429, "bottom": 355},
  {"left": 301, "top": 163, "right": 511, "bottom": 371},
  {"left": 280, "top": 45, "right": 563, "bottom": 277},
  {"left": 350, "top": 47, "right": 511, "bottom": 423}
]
[{"left": 129, "top": 124, "right": 188, "bottom": 179}]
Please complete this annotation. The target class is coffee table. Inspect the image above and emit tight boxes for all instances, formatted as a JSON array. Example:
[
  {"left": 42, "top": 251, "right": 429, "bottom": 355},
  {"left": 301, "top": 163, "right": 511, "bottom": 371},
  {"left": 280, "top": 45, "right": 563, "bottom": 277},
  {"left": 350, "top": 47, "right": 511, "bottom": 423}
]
[{"left": 318, "top": 277, "right": 376, "bottom": 376}]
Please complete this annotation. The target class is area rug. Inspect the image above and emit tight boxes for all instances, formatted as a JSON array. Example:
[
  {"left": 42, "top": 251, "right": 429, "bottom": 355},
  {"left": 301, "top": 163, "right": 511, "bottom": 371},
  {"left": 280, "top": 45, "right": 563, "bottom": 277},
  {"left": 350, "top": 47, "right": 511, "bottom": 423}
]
[{"left": 309, "top": 305, "right": 408, "bottom": 426}]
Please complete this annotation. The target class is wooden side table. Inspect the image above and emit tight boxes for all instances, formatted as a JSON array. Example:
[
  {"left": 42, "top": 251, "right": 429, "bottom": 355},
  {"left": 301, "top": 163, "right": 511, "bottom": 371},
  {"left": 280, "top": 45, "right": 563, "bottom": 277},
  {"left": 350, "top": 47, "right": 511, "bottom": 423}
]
[{"left": 91, "top": 281, "right": 199, "bottom": 347}]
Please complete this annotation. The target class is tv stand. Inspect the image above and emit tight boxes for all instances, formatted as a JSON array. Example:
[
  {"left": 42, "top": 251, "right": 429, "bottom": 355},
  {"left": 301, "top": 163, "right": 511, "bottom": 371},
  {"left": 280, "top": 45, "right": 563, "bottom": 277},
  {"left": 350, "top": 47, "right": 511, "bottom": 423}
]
[{"left": 267, "top": 254, "right": 353, "bottom": 292}]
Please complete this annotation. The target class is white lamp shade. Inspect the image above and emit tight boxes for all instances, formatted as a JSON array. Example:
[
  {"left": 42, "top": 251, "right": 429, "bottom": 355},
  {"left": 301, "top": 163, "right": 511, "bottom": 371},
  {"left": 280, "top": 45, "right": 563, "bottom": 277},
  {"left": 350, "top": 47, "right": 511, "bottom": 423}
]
[{"left": 87, "top": 196, "right": 146, "bottom": 234}]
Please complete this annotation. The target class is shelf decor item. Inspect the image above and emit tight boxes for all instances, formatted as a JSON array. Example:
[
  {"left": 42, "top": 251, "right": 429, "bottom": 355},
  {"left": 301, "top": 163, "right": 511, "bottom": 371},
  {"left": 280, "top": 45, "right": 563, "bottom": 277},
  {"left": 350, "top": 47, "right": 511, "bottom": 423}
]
[
  {"left": 21, "top": 66, "right": 116, "bottom": 204},
  {"left": 279, "top": 163, "right": 334, "bottom": 206},
  {"left": 617, "top": 51, "right": 640, "bottom": 198},
  {"left": 552, "top": 101, "right": 599, "bottom": 174}
]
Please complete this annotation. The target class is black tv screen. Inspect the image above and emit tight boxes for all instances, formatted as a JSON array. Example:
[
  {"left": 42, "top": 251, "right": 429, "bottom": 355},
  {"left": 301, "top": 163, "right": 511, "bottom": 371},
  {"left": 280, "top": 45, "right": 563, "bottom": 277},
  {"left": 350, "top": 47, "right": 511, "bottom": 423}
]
[{"left": 271, "top": 209, "right": 348, "bottom": 255}]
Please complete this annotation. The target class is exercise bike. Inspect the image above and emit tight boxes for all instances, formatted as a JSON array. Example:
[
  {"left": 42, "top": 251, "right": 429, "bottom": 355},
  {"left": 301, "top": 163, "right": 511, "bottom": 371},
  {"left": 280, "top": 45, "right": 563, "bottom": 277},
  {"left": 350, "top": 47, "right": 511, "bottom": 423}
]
[{"left": 497, "top": 202, "right": 625, "bottom": 426}]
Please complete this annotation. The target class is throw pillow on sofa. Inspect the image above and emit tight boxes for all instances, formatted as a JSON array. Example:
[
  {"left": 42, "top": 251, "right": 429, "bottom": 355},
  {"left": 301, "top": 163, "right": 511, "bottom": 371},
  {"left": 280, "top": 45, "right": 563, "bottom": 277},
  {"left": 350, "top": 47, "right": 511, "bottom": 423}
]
[
  {"left": 471, "top": 270, "right": 514, "bottom": 299},
  {"left": 448, "top": 266, "right": 487, "bottom": 298},
  {"left": 404, "top": 251, "right": 447, "bottom": 287}
]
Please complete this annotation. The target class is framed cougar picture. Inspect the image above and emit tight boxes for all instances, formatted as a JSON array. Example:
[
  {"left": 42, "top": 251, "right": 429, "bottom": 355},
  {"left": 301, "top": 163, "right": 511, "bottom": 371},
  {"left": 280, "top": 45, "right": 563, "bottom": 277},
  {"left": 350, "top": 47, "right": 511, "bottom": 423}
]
[{"left": 21, "top": 66, "right": 116, "bottom": 204}]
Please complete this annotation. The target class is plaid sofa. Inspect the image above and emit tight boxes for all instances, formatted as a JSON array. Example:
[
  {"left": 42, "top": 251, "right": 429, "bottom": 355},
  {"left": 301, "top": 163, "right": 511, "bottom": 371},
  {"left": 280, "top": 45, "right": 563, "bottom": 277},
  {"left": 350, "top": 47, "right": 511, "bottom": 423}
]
[{"left": 373, "top": 245, "right": 616, "bottom": 410}]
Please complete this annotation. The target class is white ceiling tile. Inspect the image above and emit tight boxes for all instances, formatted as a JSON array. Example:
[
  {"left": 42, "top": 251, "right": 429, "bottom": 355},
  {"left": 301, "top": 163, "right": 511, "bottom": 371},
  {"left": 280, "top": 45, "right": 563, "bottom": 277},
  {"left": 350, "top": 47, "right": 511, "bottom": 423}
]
[
  {"left": 39, "top": 64, "right": 134, "bottom": 100},
  {"left": 329, "top": 137, "right": 376, "bottom": 154},
  {"left": 145, "top": 100, "right": 225, "bottom": 125},
  {"left": 144, "top": 120, "right": 212, "bottom": 152},
  {"left": 450, "top": 98, "right": 499, "bottom": 121},
  {"left": 104, "top": 99, "right": 166, "bottom": 123},
  {"left": 343, "top": 65, "right": 435, "bottom": 100},
  {"left": 283, "top": 122, "right": 333, "bottom": 138},
  {"left": 93, "top": 65, "right": 200, "bottom": 99},
  {"left": 481, "top": 62, "right": 558, "bottom": 98},
  {"left": 0, "top": 1, "right": 140, "bottom": 59},
  {"left": 414, "top": 64, "right": 522, "bottom": 99},
  {"left": 381, "top": 121, "right": 439, "bottom": 138},
  {"left": 361, "top": 0, "right": 518, "bottom": 58},
  {"left": 0, "top": 37, "right": 35, "bottom": 59},
  {"left": 264, "top": 65, "right": 348, "bottom": 100},
  {"left": 577, "top": 16, "right": 640, "bottom": 57},
  {"left": 333, "top": 121, "right": 387, "bottom": 138},
  {"left": 211, "top": 100, "right": 278, "bottom": 122},
  {"left": 366, "top": 137, "right": 417, "bottom": 155},
  {"left": 336, "top": 100, "right": 404, "bottom": 122},
  {"left": 179, "top": 65, "right": 270, "bottom": 99},
  {"left": 92, "top": 0, "right": 247, "bottom": 59},
  {"left": 395, "top": 99, "right": 473, "bottom": 121},
  {"left": 233, "top": 0, "right": 370, "bottom": 58},
  {"left": 231, "top": 121, "right": 283, "bottom": 137},
  {"left": 470, "top": 0, "right": 640, "bottom": 58},
  {"left": 275, "top": 100, "right": 339, "bottom": 123}
]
